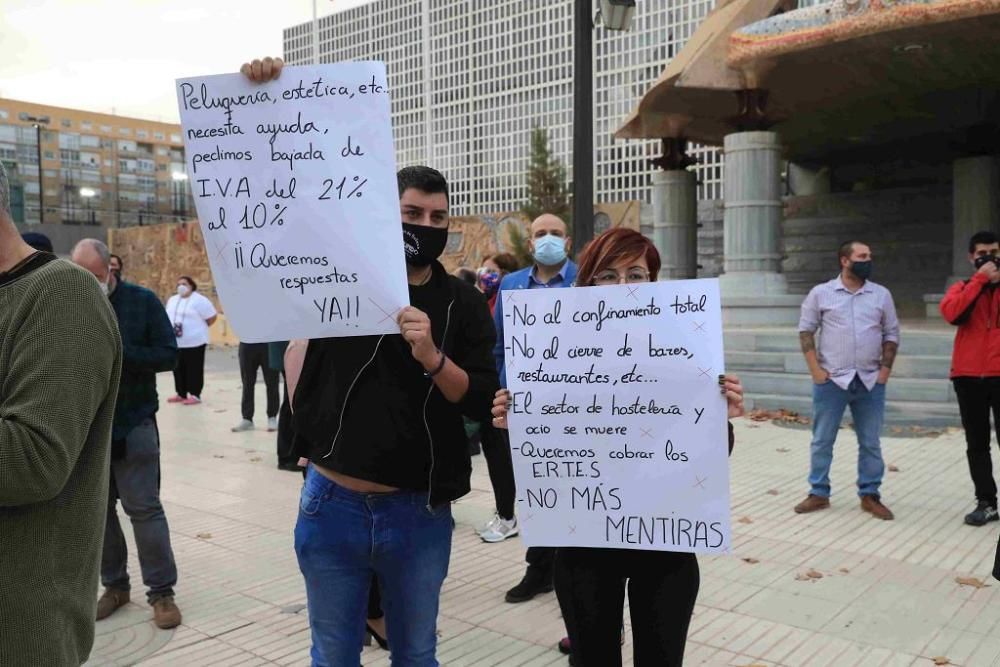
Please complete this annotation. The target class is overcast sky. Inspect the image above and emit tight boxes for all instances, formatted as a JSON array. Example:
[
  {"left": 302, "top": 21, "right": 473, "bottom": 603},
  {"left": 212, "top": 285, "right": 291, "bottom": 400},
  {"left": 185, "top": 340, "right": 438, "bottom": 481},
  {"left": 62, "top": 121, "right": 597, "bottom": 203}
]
[{"left": 0, "top": 0, "right": 369, "bottom": 124}]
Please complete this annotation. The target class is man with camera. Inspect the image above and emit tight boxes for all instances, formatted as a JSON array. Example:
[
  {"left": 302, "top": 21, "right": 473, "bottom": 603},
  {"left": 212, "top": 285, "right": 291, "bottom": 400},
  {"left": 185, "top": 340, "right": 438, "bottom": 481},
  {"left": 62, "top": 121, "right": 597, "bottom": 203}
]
[{"left": 941, "top": 230, "right": 1000, "bottom": 526}]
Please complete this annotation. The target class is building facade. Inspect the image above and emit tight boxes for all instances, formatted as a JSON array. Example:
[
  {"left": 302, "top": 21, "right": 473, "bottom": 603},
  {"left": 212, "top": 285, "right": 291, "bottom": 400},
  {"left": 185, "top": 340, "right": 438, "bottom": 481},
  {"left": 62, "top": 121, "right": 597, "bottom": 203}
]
[
  {"left": 0, "top": 98, "right": 195, "bottom": 228},
  {"left": 283, "top": 0, "right": 723, "bottom": 216}
]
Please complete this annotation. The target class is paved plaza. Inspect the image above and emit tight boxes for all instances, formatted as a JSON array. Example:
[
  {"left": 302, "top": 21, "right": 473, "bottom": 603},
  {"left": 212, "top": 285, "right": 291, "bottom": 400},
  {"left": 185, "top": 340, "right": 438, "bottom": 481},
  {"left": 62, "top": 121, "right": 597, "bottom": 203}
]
[{"left": 85, "top": 348, "right": 1000, "bottom": 666}]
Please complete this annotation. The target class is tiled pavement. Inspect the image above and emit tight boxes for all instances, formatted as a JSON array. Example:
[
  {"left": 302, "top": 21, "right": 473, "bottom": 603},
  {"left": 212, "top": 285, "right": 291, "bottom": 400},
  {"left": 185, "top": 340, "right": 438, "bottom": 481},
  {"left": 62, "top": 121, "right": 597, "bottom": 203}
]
[{"left": 85, "top": 350, "right": 1000, "bottom": 666}]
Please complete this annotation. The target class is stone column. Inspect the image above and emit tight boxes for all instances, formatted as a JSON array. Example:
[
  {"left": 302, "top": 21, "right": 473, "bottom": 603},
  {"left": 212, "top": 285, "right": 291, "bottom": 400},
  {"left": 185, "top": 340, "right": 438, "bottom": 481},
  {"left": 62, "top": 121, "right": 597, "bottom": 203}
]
[
  {"left": 651, "top": 169, "right": 697, "bottom": 280},
  {"left": 949, "top": 156, "right": 1000, "bottom": 287},
  {"left": 719, "top": 130, "right": 802, "bottom": 325}
]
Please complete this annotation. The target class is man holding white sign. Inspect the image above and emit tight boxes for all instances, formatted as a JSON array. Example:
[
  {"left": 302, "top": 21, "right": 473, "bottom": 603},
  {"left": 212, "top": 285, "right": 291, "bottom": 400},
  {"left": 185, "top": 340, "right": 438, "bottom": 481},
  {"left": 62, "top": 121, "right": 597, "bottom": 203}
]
[
  {"left": 232, "top": 59, "right": 498, "bottom": 667},
  {"left": 492, "top": 228, "right": 743, "bottom": 666}
]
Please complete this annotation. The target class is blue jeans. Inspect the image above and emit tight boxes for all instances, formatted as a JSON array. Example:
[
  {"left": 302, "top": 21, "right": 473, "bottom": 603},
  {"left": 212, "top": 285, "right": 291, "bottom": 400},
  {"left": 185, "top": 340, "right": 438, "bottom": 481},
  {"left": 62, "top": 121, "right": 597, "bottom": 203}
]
[
  {"left": 809, "top": 377, "right": 887, "bottom": 498},
  {"left": 295, "top": 466, "right": 452, "bottom": 667},
  {"left": 102, "top": 418, "right": 178, "bottom": 601}
]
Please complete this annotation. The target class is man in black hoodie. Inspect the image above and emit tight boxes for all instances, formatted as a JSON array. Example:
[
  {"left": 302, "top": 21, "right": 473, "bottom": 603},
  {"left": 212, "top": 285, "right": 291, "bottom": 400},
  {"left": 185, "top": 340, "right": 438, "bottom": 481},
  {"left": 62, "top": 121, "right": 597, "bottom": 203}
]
[{"left": 287, "top": 162, "right": 497, "bottom": 666}]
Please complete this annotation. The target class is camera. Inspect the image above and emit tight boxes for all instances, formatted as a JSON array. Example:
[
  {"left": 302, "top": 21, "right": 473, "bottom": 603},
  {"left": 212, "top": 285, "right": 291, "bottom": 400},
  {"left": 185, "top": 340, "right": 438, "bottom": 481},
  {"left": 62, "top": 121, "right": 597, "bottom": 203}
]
[{"left": 974, "top": 255, "right": 1000, "bottom": 270}]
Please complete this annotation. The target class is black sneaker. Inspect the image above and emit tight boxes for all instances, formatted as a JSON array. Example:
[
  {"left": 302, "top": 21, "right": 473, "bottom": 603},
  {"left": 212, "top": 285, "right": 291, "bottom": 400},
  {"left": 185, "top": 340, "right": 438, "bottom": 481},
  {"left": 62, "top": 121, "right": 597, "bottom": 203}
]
[
  {"left": 505, "top": 570, "right": 553, "bottom": 603},
  {"left": 965, "top": 501, "right": 1000, "bottom": 526}
]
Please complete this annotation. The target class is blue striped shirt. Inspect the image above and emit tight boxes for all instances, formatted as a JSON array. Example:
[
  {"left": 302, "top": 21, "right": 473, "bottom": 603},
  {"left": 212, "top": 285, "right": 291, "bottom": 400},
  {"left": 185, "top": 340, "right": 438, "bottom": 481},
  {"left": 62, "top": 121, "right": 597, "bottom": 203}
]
[{"left": 798, "top": 277, "right": 900, "bottom": 390}]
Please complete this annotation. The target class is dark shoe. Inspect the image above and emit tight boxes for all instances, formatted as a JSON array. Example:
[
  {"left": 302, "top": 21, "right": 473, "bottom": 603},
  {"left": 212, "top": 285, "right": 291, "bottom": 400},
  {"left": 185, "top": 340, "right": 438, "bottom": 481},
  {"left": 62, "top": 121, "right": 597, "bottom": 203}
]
[
  {"left": 861, "top": 494, "right": 894, "bottom": 520},
  {"left": 152, "top": 596, "right": 182, "bottom": 629},
  {"left": 366, "top": 621, "right": 389, "bottom": 650},
  {"left": 965, "top": 501, "right": 999, "bottom": 526},
  {"left": 96, "top": 587, "right": 130, "bottom": 621},
  {"left": 794, "top": 494, "right": 830, "bottom": 514},
  {"left": 505, "top": 571, "right": 553, "bottom": 603}
]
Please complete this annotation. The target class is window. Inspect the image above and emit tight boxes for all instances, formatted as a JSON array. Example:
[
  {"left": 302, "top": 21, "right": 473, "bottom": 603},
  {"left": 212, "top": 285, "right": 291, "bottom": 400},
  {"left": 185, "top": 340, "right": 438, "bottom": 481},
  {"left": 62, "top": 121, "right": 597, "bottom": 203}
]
[
  {"left": 119, "top": 127, "right": 132, "bottom": 136},
  {"left": 137, "top": 129, "right": 148, "bottom": 139},
  {"left": 100, "top": 125, "right": 112, "bottom": 133},
  {"left": 61, "top": 119, "right": 72, "bottom": 128},
  {"left": 169, "top": 133, "right": 181, "bottom": 143},
  {"left": 154, "top": 131, "right": 165, "bottom": 141},
  {"left": 0, "top": 110, "right": 7, "bottom": 120},
  {"left": 81, "top": 121, "right": 93, "bottom": 131}
]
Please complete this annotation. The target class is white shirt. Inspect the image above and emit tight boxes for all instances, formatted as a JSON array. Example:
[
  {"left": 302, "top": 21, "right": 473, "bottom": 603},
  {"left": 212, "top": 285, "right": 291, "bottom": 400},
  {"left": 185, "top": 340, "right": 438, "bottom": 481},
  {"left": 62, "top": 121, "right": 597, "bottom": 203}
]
[{"left": 165, "top": 291, "right": 217, "bottom": 348}]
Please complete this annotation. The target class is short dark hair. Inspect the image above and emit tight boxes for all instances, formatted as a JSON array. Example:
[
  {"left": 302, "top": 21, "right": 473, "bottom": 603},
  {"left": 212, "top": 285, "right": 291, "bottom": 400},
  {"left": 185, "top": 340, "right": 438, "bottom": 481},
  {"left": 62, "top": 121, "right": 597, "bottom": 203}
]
[
  {"left": 455, "top": 267, "right": 477, "bottom": 285},
  {"left": 969, "top": 230, "right": 999, "bottom": 253},
  {"left": 111, "top": 253, "right": 123, "bottom": 270},
  {"left": 178, "top": 275, "right": 197, "bottom": 291},
  {"left": 487, "top": 252, "right": 520, "bottom": 274},
  {"left": 397, "top": 166, "right": 449, "bottom": 202},
  {"left": 838, "top": 241, "right": 867, "bottom": 261}
]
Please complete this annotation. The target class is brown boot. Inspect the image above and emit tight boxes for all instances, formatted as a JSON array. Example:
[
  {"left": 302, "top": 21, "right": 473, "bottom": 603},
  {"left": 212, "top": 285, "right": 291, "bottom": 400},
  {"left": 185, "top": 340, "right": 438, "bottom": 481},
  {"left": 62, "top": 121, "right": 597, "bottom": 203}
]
[
  {"left": 152, "top": 596, "right": 182, "bottom": 629},
  {"left": 861, "top": 495, "right": 894, "bottom": 520},
  {"left": 794, "top": 494, "right": 830, "bottom": 514},
  {"left": 96, "top": 588, "right": 130, "bottom": 620}
]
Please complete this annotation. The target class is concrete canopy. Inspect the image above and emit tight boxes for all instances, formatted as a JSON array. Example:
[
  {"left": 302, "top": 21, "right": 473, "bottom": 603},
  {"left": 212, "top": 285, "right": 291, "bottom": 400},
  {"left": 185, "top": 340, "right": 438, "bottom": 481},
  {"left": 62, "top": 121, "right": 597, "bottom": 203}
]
[{"left": 618, "top": 0, "right": 1000, "bottom": 165}]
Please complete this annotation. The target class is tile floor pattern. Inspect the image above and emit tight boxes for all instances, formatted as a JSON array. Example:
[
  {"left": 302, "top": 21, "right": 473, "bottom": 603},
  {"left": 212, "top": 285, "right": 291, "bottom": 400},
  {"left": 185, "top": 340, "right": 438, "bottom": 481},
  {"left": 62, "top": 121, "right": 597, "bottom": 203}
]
[{"left": 84, "top": 358, "right": 1000, "bottom": 666}]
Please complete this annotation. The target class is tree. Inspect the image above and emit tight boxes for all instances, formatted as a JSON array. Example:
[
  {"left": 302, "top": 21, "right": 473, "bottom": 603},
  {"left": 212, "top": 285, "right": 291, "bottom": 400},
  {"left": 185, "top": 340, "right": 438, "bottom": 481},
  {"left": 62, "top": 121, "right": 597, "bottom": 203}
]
[{"left": 520, "top": 127, "right": 571, "bottom": 224}]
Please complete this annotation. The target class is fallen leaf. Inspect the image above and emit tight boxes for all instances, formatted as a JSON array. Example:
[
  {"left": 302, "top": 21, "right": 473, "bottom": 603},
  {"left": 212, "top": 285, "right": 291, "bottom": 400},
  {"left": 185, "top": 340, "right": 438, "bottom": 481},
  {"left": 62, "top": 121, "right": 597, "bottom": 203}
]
[
  {"left": 738, "top": 516, "right": 754, "bottom": 524},
  {"left": 794, "top": 573, "right": 812, "bottom": 582},
  {"left": 748, "top": 408, "right": 811, "bottom": 425},
  {"left": 933, "top": 658, "right": 951, "bottom": 665},
  {"left": 766, "top": 489, "right": 780, "bottom": 496},
  {"left": 891, "top": 426, "right": 904, "bottom": 434},
  {"left": 213, "top": 409, "right": 227, "bottom": 413},
  {"left": 776, "top": 448, "right": 790, "bottom": 453},
  {"left": 741, "top": 557, "right": 760, "bottom": 564},
  {"left": 888, "top": 465, "right": 900, "bottom": 472},
  {"left": 250, "top": 457, "right": 262, "bottom": 462},
  {"left": 743, "top": 664, "right": 769, "bottom": 667},
  {"left": 839, "top": 568, "right": 850, "bottom": 574},
  {"left": 806, "top": 569, "right": 824, "bottom": 579},
  {"left": 956, "top": 576, "right": 989, "bottom": 589},
  {"left": 196, "top": 532, "right": 213, "bottom": 539},
  {"left": 213, "top": 455, "right": 225, "bottom": 459}
]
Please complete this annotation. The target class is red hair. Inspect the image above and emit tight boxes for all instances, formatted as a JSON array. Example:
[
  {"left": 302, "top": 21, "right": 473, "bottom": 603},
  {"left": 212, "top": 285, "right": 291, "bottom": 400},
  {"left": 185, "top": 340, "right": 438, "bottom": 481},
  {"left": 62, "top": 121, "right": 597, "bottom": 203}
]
[{"left": 576, "top": 227, "right": 661, "bottom": 286}]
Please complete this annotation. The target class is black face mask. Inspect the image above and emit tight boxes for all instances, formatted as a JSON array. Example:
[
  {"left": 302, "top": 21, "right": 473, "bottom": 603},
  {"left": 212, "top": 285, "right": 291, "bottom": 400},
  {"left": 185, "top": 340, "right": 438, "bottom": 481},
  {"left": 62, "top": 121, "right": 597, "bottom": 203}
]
[
  {"left": 402, "top": 222, "right": 448, "bottom": 267},
  {"left": 850, "top": 260, "right": 873, "bottom": 281},
  {"left": 974, "top": 255, "right": 1000, "bottom": 270}
]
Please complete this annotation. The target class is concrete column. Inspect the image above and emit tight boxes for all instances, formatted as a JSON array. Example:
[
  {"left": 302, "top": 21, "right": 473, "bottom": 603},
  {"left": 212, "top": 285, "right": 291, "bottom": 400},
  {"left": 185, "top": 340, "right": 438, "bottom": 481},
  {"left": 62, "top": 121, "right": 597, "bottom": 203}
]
[
  {"left": 720, "top": 131, "right": 787, "bottom": 294},
  {"left": 949, "top": 156, "right": 1000, "bottom": 287},
  {"left": 651, "top": 169, "right": 697, "bottom": 280},
  {"left": 719, "top": 130, "right": 802, "bottom": 325}
]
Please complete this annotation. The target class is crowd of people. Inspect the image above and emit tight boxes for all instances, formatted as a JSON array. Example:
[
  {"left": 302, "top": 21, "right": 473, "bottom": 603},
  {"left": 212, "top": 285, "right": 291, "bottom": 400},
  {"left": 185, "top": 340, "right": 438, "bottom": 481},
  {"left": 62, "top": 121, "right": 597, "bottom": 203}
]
[{"left": 2, "top": 54, "right": 999, "bottom": 667}]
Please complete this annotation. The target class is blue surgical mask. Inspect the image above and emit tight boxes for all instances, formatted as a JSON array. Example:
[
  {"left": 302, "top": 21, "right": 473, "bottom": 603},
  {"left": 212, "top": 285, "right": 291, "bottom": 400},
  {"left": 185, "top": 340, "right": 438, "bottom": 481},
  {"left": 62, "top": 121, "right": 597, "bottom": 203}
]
[{"left": 532, "top": 234, "right": 567, "bottom": 267}]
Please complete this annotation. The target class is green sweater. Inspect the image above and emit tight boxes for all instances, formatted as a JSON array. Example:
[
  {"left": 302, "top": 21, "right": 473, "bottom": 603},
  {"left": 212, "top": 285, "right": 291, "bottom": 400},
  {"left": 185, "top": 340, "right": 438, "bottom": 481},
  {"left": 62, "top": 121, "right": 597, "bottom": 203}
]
[{"left": 0, "top": 255, "right": 122, "bottom": 666}]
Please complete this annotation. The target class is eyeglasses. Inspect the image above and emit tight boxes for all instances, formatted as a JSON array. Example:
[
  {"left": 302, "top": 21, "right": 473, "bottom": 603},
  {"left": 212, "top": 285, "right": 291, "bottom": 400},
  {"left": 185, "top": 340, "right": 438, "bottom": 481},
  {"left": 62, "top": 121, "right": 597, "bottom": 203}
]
[{"left": 593, "top": 269, "right": 651, "bottom": 285}]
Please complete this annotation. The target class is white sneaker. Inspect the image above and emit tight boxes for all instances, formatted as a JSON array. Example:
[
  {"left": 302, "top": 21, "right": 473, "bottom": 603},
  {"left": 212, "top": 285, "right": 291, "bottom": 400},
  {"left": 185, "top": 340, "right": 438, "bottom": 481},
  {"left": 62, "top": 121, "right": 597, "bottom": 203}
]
[
  {"left": 478, "top": 514, "right": 519, "bottom": 543},
  {"left": 267, "top": 417, "right": 279, "bottom": 432},
  {"left": 231, "top": 419, "right": 254, "bottom": 432}
]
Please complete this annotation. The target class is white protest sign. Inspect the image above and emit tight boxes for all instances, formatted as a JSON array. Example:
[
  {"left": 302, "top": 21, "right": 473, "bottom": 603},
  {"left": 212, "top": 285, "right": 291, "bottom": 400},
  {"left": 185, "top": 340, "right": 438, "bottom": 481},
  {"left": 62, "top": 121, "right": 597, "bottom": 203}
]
[
  {"left": 504, "top": 279, "right": 730, "bottom": 554},
  {"left": 175, "top": 62, "right": 409, "bottom": 342}
]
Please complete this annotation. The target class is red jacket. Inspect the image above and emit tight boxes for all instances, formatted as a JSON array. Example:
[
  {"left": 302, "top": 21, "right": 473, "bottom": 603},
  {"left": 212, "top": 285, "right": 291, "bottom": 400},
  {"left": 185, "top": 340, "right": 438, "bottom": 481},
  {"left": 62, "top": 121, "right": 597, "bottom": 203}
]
[{"left": 940, "top": 271, "right": 1000, "bottom": 378}]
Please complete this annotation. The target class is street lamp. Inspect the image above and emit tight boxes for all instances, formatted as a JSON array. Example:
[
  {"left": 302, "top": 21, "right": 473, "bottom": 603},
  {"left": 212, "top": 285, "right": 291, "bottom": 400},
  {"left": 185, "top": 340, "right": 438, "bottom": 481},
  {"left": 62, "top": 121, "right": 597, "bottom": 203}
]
[
  {"left": 79, "top": 187, "right": 96, "bottom": 225},
  {"left": 598, "top": 0, "right": 636, "bottom": 31},
  {"left": 572, "top": 0, "right": 635, "bottom": 254},
  {"left": 23, "top": 114, "right": 50, "bottom": 224}
]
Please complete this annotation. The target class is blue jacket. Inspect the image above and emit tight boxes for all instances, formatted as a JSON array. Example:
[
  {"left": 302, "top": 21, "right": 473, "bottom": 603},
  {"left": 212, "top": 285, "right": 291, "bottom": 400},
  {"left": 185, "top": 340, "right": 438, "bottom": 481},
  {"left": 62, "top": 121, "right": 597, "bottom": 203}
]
[{"left": 492, "top": 260, "right": 577, "bottom": 386}]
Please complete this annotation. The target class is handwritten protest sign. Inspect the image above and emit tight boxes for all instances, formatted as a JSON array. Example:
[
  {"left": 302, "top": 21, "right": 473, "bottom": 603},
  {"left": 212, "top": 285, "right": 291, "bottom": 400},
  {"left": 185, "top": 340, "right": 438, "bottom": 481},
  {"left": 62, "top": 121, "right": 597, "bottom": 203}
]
[
  {"left": 175, "top": 62, "right": 409, "bottom": 342},
  {"left": 504, "top": 279, "right": 730, "bottom": 554}
]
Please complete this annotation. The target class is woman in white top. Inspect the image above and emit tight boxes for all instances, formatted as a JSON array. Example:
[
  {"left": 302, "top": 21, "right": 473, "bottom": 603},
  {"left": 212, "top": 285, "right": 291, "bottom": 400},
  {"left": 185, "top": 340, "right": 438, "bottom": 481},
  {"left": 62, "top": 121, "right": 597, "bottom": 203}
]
[{"left": 164, "top": 276, "right": 217, "bottom": 405}]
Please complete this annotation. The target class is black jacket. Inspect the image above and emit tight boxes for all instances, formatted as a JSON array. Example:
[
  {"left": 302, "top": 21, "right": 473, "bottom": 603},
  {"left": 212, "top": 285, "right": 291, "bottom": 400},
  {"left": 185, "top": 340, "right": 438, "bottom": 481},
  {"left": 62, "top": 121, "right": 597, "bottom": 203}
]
[{"left": 292, "top": 261, "right": 499, "bottom": 506}]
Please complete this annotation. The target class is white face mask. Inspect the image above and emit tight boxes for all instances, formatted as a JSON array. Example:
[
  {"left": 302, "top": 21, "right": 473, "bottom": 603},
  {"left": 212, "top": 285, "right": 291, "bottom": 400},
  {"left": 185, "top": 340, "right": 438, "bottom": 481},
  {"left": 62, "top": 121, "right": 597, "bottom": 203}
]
[{"left": 177, "top": 284, "right": 191, "bottom": 297}]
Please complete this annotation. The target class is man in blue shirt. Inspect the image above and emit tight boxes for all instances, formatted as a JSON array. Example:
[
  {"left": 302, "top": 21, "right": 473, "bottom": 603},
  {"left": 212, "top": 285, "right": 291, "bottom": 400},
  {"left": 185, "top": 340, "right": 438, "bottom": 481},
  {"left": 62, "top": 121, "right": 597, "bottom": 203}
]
[{"left": 482, "top": 214, "right": 577, "bottom": 604}]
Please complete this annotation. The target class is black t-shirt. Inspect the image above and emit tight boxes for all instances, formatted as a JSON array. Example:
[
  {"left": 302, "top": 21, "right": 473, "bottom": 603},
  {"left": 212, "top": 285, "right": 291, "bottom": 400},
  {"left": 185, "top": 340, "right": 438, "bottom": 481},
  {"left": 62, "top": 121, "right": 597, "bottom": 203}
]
[{"left": 0, "top": 251, "right": 55, "bottom": 287}]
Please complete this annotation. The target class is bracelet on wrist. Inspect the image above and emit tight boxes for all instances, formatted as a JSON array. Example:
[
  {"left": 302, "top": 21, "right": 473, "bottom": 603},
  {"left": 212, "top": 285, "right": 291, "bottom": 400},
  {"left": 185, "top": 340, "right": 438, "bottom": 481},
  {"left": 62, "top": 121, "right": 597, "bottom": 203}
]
[{"left": 424, "top": 349, "right": 446, "bottom": 378}]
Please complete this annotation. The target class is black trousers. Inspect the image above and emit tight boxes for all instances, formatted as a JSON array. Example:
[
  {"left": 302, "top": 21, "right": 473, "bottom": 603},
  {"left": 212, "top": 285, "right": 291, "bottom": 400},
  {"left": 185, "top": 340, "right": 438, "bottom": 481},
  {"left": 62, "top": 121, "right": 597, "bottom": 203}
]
[
  {"left": 173, "top": 345, "right": 206, "bottom": 398},
  {"left": 238, "top": 342, "right": 279, "bottom": 420},
  {"left": 276, "top": 374, "right": 297, "bottom": 466},
  {"left": 481, "top": 423, "right": 516, "bottom": 520},
  {"left": 954, "top": 377, "right": 1000, "bottom": 505},
  {"left": 555, "top": 548, "right": 699, "bottom": 667}
]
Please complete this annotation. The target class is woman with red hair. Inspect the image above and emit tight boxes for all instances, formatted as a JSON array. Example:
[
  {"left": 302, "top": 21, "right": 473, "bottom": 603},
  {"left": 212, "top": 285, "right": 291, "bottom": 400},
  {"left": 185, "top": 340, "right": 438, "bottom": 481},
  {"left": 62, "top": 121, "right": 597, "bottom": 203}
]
[{"left": 492, "top": 227, "right": 744, "bottom": 666}]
